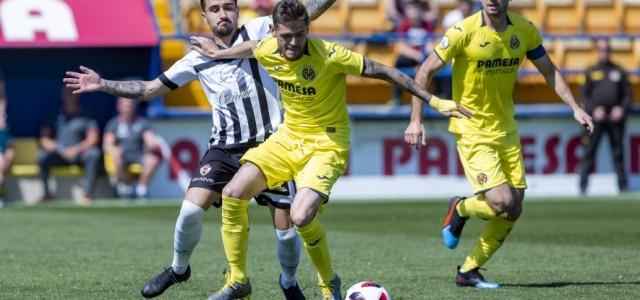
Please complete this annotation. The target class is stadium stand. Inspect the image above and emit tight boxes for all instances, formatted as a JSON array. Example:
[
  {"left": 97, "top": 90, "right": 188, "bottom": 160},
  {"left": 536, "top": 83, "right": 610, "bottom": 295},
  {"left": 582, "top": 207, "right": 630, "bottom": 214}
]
[
  {"left": 583, "top": 0, "right": 623, "bottom": 34},
  {"left": 347, "top": 0, "right": 394, "bottom": 34},
  {"left": 510, "top": 0, "right": 542, "bottom": 28},
  {"left": 307, "top": 0, "right": 349, "bottom": 34},
  {"left": 150, "top": 0, "right": 640, "bottom": 106},
  {"left": 541, "top": 0, "right": 582, "bottom": 34}
]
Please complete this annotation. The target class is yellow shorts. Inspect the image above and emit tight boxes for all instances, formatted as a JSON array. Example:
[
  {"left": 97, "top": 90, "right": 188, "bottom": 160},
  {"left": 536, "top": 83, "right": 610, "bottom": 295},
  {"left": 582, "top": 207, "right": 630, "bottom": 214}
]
[
  {"left": 456, "top": 132, "right": 527, "bottom": 193},
  {"left": 241, "top": 124, "right": 349, "bottom": 197}
]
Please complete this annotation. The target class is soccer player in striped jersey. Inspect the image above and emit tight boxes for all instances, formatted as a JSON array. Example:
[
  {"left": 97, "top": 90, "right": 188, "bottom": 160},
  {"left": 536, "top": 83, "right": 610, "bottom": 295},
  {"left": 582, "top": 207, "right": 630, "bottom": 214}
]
[
  {"left": 63, "top": 0, "right": 339, "bottom": 299},
  {"left": 191, "top": 0, "right": 471, "bottom": 298},
  {"left": 404, "top": 0, "right": 594, "bottom": 289}
]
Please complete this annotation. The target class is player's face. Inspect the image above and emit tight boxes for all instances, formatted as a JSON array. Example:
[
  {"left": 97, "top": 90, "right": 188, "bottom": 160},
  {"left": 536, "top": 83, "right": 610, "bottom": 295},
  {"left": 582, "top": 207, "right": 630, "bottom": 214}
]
[
  {"left": 482, "top": 0, "right": 509, "bottom": 16},
  {"left": 273, "top": 20, "right": 308, "bottom": 61},
  {"left": 202, "top": 0, "right": 238, "bottom": 37}
]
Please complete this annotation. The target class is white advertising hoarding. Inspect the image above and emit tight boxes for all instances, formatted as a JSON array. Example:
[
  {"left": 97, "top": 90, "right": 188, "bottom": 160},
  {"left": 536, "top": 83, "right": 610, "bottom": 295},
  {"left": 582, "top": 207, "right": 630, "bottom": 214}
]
[{"left": 147, "top": 117, "right": 640, "bottom": 199}]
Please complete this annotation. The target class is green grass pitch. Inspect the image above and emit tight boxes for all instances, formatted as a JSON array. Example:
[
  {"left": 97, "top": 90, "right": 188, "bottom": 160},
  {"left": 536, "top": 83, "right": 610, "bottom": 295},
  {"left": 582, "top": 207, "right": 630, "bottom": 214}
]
[{"left": 1, "top": 196, "right": 639, "bottom": 299}]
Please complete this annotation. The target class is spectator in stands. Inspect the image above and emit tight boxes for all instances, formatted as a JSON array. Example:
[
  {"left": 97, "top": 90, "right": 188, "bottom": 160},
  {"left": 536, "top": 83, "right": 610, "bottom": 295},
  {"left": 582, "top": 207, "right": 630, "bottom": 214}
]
[
  {"left": 391, "top": 0, "right": 437, "bottom": 105},
  {"left": 387, "top": 0, "right": 439, "bottom": 30},
  {"left": 441, "top": 0, "right": 474, "bottom": 30},
  {"left": 38, "top": 88, "right": 101, "bottom": 205},
  {"left": 579, "top": 37, "right": 632, "bottom": 194},
  {"left": 103, "top": 97, "right": 160, "bottom": 198},
  {"left": 0, "top": 70, "right": 14, "bottom": 207}
]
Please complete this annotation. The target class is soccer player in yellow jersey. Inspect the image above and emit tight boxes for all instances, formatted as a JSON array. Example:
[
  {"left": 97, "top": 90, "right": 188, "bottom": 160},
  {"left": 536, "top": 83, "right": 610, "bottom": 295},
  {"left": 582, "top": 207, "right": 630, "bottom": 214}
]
[
  {"left": 404, "top": 0, "right": 594, "bottom": 288},
  {"left": 191, "top": 0, "right": 471, "bottom": 298}
]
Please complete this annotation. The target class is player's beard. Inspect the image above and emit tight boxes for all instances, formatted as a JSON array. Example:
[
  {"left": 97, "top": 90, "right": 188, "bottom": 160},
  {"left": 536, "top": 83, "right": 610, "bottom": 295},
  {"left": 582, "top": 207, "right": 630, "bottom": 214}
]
[{"left": 213, "top": 24, "right": 234, "bottom": 37}]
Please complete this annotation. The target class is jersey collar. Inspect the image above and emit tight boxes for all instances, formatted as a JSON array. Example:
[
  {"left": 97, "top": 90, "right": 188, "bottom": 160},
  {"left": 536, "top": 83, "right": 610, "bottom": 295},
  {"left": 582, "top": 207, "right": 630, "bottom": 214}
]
[
  {"left": 480, "top": 11, "right": 513, "bottom": 27},
  {"left": 272, "top": 41, "right": 311, "bottom": 56}
]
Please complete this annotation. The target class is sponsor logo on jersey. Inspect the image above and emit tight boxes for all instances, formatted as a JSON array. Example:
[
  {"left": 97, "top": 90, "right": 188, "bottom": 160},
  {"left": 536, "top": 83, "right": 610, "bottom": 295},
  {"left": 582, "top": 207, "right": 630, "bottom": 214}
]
[
  {"left": 316, "top": 174, "right": 330, "bottom": 181},
  {"left": 274, "top": 79, "right": 317, "bottom": 95},
  {"left": 302, "top": 64, "right": 316, "bottom": 81},
  {"left": 328, "top": 47, "right": 337, "bottom": 58},
  {"left": 476, "top": 57, "right": 520, "bottom": 69},
  {"left": 510, "top": 35, "right": 520, "bottom": 50}
]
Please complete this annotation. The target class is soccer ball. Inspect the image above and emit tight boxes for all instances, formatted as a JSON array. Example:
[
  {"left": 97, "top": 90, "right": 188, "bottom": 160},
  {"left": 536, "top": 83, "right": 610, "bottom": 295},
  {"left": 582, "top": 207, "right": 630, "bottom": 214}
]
[{"left": 345, "top": 281, "right": 391, "bottom": 300}]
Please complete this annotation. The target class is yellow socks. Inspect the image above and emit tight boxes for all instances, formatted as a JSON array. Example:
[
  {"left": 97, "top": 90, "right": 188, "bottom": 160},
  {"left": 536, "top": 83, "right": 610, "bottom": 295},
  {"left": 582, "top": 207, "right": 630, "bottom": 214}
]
[
  {"left": 220, "top": 196, "right": 250, "bottom": 284},
  {"left": 457, "top": 194, "right": 496, "bottom": 220},
  {"left": 296, "top": 218, "right": 335, "bottom": 284},
  {"left": 460, "top": 216, "right": 515, "bottom": 272}
]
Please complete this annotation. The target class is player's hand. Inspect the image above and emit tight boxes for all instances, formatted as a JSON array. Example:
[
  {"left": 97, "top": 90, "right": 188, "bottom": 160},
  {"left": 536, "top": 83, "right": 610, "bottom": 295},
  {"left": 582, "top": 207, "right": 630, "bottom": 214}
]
[
  {"left": 63, "top": 66, "right": 102, "bottom": 94},
  {"left": 190, "top": 36, "right": 219, "bottom": 58},
  {"left": 429, "top": 96, "right": 473, "bottom": 119},
  {"left": 574, "top": 107, "right": 594, "bottom": 134},
  {"left": 404, "top": 121, "right": 427, "bottom": 151}
]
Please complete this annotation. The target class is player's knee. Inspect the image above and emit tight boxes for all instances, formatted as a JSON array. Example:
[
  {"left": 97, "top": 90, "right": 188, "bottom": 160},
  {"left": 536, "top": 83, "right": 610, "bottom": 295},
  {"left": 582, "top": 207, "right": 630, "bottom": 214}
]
[
  {"left": 221, "top": 183, "right": 251, "bottom": 199},
  {"left": 487, "top": 192, "right": 515, "bottom": 216},
  {"left": 290, "top": 210, "right": 313, "bottom": 227}
]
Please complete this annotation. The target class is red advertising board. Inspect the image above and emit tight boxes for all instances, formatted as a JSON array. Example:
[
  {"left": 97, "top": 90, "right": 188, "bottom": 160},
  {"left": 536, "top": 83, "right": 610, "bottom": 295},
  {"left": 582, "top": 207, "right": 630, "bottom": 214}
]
[{"left": 0, "top": 0, "right": 158, "bottom": 48}]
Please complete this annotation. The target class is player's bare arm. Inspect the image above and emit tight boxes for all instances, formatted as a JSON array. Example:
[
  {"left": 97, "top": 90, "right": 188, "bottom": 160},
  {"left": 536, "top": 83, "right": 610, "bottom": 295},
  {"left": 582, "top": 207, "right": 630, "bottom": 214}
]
[
  {"left": 405, "top": 54, "right": 447, "bottom": 150},
  {"left": 305, "top": 0, "right": 337, "bottom": 21},
  {"left": 64, "top": 66, "right": 169, "bottom": 100},
  {"left": 361, "top": 58, "right": 472, "bottom": 119},
  {"left": 191, "top": 38, "right": 257, "bottom": 59},
  {"left": 532, "top": 54, "right": 594, "bottom": 133}
]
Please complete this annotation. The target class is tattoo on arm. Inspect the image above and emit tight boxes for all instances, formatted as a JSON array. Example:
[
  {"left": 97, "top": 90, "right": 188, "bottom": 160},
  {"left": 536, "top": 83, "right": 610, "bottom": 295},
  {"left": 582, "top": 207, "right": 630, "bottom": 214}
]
[
  {"left": 306, "top": 0, "right": 336, "bottom": 21},
  {"left": 103, "top": 80, "right": 147, "bottom": 99},
  {"left": 362, "top": 58, "right": 432, "bottom": 103}
]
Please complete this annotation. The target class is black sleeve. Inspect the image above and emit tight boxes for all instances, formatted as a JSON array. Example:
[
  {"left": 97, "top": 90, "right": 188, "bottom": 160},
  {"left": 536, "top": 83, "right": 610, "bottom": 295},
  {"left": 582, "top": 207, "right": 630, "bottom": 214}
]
[
  {"left": 580, "top": 68, "right": 593, "bottom": 113},
  {"left": 619, "top": 67, "right": 633, "bottom": 109}
]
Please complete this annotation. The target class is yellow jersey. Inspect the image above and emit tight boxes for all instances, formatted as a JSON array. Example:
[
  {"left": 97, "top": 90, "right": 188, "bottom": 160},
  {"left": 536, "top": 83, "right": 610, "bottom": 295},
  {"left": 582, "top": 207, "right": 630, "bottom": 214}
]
[
  {"left": 253, "top": 36, "right": 364, "bottom": 136},
  {"left": 435, "top": 11, "right": 545, "bottom": 137}
]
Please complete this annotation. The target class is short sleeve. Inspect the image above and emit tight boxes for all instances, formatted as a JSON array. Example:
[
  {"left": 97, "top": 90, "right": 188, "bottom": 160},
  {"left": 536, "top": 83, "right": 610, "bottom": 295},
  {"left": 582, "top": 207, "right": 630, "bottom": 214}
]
[
  {"left": 434, "top": 26, "right": 466, "bottom": 63},
  {"left": 525, "top": 23, "right": 545, "bottom": 60},
  {"left": 85, "top": 118, "right": 99, "bottom": 132},
  {"left": 104, "top": 118, "right": 117, "bottom": 135},
  {"left": 159, "top": 52, "right": 199, "bottom": 90},
  {"left": 326, "top": 41, "right": 364, "bottom": 76},
  {"left": 253, "top": 36, "right": 273, "bottom": 65}
]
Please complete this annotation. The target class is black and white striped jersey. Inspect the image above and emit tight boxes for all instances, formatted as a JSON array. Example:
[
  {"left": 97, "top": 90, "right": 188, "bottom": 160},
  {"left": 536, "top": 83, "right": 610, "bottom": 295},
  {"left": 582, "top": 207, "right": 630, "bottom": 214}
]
[{"left": 159, "top": 16, "right": 280, "bottom": 149}]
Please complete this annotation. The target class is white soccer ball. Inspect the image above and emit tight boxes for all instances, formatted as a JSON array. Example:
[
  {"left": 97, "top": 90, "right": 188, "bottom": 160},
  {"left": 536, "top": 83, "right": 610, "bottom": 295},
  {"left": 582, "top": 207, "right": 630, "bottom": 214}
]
[{"left": 344, "top": 281, "right": 391, "bottom": 300}]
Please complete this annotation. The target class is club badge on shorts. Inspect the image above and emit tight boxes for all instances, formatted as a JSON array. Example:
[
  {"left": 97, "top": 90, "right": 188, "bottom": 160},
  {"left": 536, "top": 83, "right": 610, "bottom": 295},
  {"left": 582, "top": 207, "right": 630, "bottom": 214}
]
[
  {"left": 200, "top": 163, "right": 212, "bottom": 176},
  {"left": 477, "top": 172, "right": 488, "bottom": 185}
]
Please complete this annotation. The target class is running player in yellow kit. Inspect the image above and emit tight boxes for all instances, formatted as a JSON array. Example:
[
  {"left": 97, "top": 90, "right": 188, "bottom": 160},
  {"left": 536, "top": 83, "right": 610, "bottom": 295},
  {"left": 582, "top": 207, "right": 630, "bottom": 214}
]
[
  {"left": 191, "top": 0, "right": 471, "bottom": 298},
  {"left": 404, "top": 0, "right": 594, "bottom": 288}
]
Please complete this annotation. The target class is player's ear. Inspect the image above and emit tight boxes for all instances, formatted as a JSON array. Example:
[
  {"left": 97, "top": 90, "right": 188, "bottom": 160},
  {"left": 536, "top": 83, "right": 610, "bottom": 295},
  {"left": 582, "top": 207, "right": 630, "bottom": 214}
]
[{"left": 269, "top": 24, "right": 276, "bottom": 37}]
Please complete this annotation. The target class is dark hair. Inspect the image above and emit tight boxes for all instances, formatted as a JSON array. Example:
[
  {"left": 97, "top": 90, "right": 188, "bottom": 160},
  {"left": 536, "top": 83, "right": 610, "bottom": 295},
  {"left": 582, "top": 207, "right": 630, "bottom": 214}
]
[
  {"left": 272, "top": 0, "right": 309, "bottom": 26},
  {"left": 200, "top": 0, "right": 238, "bottom": 11}
]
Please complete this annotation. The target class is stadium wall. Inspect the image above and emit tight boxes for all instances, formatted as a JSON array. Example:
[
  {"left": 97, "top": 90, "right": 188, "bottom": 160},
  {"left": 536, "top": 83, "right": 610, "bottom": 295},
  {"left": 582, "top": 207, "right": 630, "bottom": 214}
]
[{"left": 146, "top": 115, "right": 640, "bottom": 199}]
